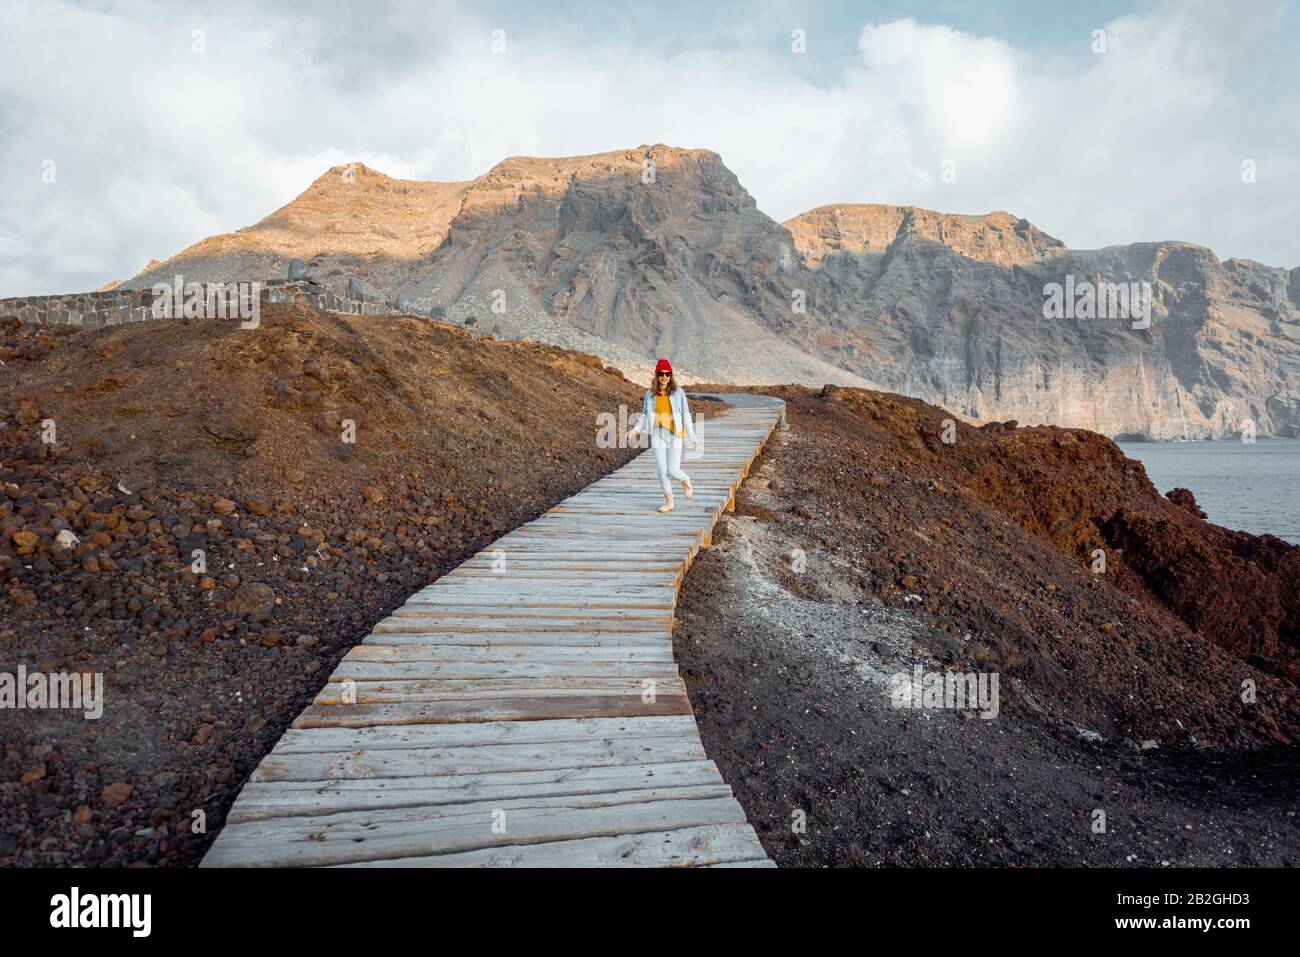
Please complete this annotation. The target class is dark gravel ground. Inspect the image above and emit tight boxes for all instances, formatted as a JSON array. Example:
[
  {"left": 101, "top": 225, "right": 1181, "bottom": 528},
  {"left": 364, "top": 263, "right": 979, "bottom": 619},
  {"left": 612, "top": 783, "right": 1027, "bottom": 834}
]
[{"left": 673, "top": 386, "right": 1299, "bottom": 867}]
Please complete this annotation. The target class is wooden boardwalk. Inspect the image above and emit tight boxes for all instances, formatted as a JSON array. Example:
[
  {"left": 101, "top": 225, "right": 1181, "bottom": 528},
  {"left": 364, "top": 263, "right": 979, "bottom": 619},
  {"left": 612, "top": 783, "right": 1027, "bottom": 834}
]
[{"left": 203, "top": 399, "right": 783, "bottom": 867}]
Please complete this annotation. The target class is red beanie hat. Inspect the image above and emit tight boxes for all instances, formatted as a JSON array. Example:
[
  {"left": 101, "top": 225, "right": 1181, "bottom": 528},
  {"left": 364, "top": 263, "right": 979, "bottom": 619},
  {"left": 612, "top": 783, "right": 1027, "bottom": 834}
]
[{"left": 655, "top": 358, "right": 673, "bottom": 374}]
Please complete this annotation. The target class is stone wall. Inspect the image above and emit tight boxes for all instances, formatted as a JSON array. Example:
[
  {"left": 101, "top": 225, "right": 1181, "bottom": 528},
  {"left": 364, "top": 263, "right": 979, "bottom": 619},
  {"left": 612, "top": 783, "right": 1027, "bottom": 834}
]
[{"left": 0, "top": 279, "right": 424, "bottom": 329}]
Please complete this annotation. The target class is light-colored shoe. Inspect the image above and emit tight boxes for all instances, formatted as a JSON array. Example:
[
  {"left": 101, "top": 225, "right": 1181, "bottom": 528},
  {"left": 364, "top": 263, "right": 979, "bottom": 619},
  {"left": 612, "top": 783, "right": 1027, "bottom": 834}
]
[
  {"left": 658, "top": 493, "right": 674, "bottom": 513},
  {"left": 682, "top": 478, "right": 694, "bottom": 499}
]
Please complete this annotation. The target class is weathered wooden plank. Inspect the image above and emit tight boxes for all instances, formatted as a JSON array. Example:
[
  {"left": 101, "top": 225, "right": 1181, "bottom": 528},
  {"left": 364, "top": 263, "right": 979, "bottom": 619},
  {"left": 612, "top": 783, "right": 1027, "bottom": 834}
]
[
  {"left": 202, "top": 795, "right": 752, "bottom": 867},
  {"left": 408, "top": 583, "right": 677, "bottom": 592},
  {"left": 293, "top": 694, "right": 695, "bottom": 727},
  {"left": 389, "top": 606, "right": 671, "bottom": 620},
  {"left": 705, "top": 858, "right": 779, "bottom": 868},
  {"left": 361, "top": 631, "right": 672, "bottom": 647},
  {"left": 274, "top": 715, "right": 701, "bottom": 753},
  {"left": 229, "top": 761, "right": 728, "bottom": 821},
  {"left": 341, "top": 645, "right": 674, "bottom": 663},
  {"left": 330, "top": 823, "right": 768, "bottom": 867},
  {"left": 312, "top": 678, "right": 684, "bottom": 704},
  {"left": 326, "top": 662, "right": 674, "bottom": 681},
  {"left": 250, "top": 735, "right": 709, "bottom": 781},
  {"left": 358, "top": 618, "right": 672, "bottom": 633},
  {"left": 429, "top": 583, "right": 674, "bottom": 591}
]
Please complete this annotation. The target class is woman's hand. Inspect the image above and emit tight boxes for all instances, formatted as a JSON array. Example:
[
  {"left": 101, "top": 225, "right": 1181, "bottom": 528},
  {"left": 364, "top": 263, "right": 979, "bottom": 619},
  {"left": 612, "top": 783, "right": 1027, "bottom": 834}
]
[{"left": 689, "top": 438, "right": 699, "bottom": 449}]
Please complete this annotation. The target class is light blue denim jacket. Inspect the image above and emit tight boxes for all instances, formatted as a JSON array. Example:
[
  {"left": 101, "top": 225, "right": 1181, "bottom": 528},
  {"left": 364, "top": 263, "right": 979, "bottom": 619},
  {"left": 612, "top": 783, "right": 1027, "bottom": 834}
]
[{"left": 632, "top": 387, "right": 697, "bottom": 443}]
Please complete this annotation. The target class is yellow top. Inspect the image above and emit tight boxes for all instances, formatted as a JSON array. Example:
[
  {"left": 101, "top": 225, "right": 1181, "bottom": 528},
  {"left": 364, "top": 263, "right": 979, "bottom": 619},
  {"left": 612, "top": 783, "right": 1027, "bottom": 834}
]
[{"left": 654, "top": 394, "right": 683, "bottom": 437}]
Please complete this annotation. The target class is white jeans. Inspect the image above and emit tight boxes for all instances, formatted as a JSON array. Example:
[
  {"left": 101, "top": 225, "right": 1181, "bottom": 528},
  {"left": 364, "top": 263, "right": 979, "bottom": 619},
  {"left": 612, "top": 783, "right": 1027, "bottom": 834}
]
[{"left": 651, "top": 427, "right": 689, "bottom": 495}]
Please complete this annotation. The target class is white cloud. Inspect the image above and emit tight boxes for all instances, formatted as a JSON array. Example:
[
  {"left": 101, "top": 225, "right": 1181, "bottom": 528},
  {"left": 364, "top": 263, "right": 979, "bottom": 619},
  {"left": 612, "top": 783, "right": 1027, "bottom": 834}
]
[
  {"left": 0, "top": 0, "right": 1295, "bottom": 297},
  {"left": 856, "top": 19, "right": 1021, "bottom": 152}
]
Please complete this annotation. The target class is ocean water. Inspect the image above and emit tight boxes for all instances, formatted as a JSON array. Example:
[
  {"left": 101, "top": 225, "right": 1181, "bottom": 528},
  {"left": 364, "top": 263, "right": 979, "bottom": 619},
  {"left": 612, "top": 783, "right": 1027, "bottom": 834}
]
[{"left": 1115, "top": 438, "right": 1300, "bottom": 544}]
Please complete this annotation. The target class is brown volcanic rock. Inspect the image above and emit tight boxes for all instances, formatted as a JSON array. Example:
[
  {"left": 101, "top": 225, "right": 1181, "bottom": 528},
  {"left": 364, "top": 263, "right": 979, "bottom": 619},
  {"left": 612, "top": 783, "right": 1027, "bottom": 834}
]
[
  {"left": 699, "top": 383, "right": 1298, "bottom": 746},
  {"left": 0, "top": 301, "right": 677, "bottom": 868},
  {"left": 1102, "top": 506, "right": 1298, "bottom": 662},
  {"left": 885, "top": 385, "right": 1298, "bottom": 667},
  {"left": 1166, "top": 487, "right": 1207, "bottom": 519},
  {"left": 226, "top": 582, "right": 276, "bottom": 621},
  {"left": 674, "top": 387, "right": 1299, "bottom": 868}
]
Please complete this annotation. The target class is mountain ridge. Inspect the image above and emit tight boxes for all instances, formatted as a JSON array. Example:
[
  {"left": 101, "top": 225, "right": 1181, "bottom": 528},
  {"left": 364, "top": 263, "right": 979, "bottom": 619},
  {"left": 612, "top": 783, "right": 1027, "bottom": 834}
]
[{"left": 120, "top": 145, "right": 1300, "bottom": 438}]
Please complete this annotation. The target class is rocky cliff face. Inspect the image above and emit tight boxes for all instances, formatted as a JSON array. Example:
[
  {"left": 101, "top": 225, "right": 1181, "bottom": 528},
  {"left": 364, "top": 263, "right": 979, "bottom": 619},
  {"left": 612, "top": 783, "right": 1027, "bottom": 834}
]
[
  {"left": 122, "top": 147, "right": 1300, "bottom": 437},
  {"left": 775, "top": 210, "right": 1300, "bottom": 438},
  {"left": 785, "top": 204, "right": 1066, "bottom": 268},
  {"left": 397, "top": 147, "right": 873, "bottom": 387}
]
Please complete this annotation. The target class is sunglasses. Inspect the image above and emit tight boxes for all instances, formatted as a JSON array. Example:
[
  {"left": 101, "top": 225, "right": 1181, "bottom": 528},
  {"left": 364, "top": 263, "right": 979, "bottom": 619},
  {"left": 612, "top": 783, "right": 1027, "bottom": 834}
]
[{"left": 657, "top": 372, "right": 671, "bottom": 377}]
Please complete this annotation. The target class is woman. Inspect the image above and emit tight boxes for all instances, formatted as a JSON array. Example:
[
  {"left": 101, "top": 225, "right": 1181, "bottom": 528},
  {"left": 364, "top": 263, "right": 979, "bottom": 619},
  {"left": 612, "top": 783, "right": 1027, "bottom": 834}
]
[{"left": 625, "top": 358, "right": 698, "bottom": 512}]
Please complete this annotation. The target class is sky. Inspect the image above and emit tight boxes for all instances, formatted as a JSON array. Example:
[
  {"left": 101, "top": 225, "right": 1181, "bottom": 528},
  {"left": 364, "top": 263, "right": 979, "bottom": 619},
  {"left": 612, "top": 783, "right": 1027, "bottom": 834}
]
[{"left": 1, "top": 0, "right": 1298, "bottom": 297}]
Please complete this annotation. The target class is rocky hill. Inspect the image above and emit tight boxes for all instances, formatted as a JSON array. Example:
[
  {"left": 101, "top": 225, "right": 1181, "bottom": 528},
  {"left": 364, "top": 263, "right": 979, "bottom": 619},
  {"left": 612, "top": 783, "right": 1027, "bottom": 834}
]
[
  {"left": 0, "top": 303, "right": 665, "bottom": 867},
  {"left": 120, "top": 146, "right": 1300, "bottom": 438},
  {"left": 675, "top": 384, "right": 1298, "bottom": 867}
]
